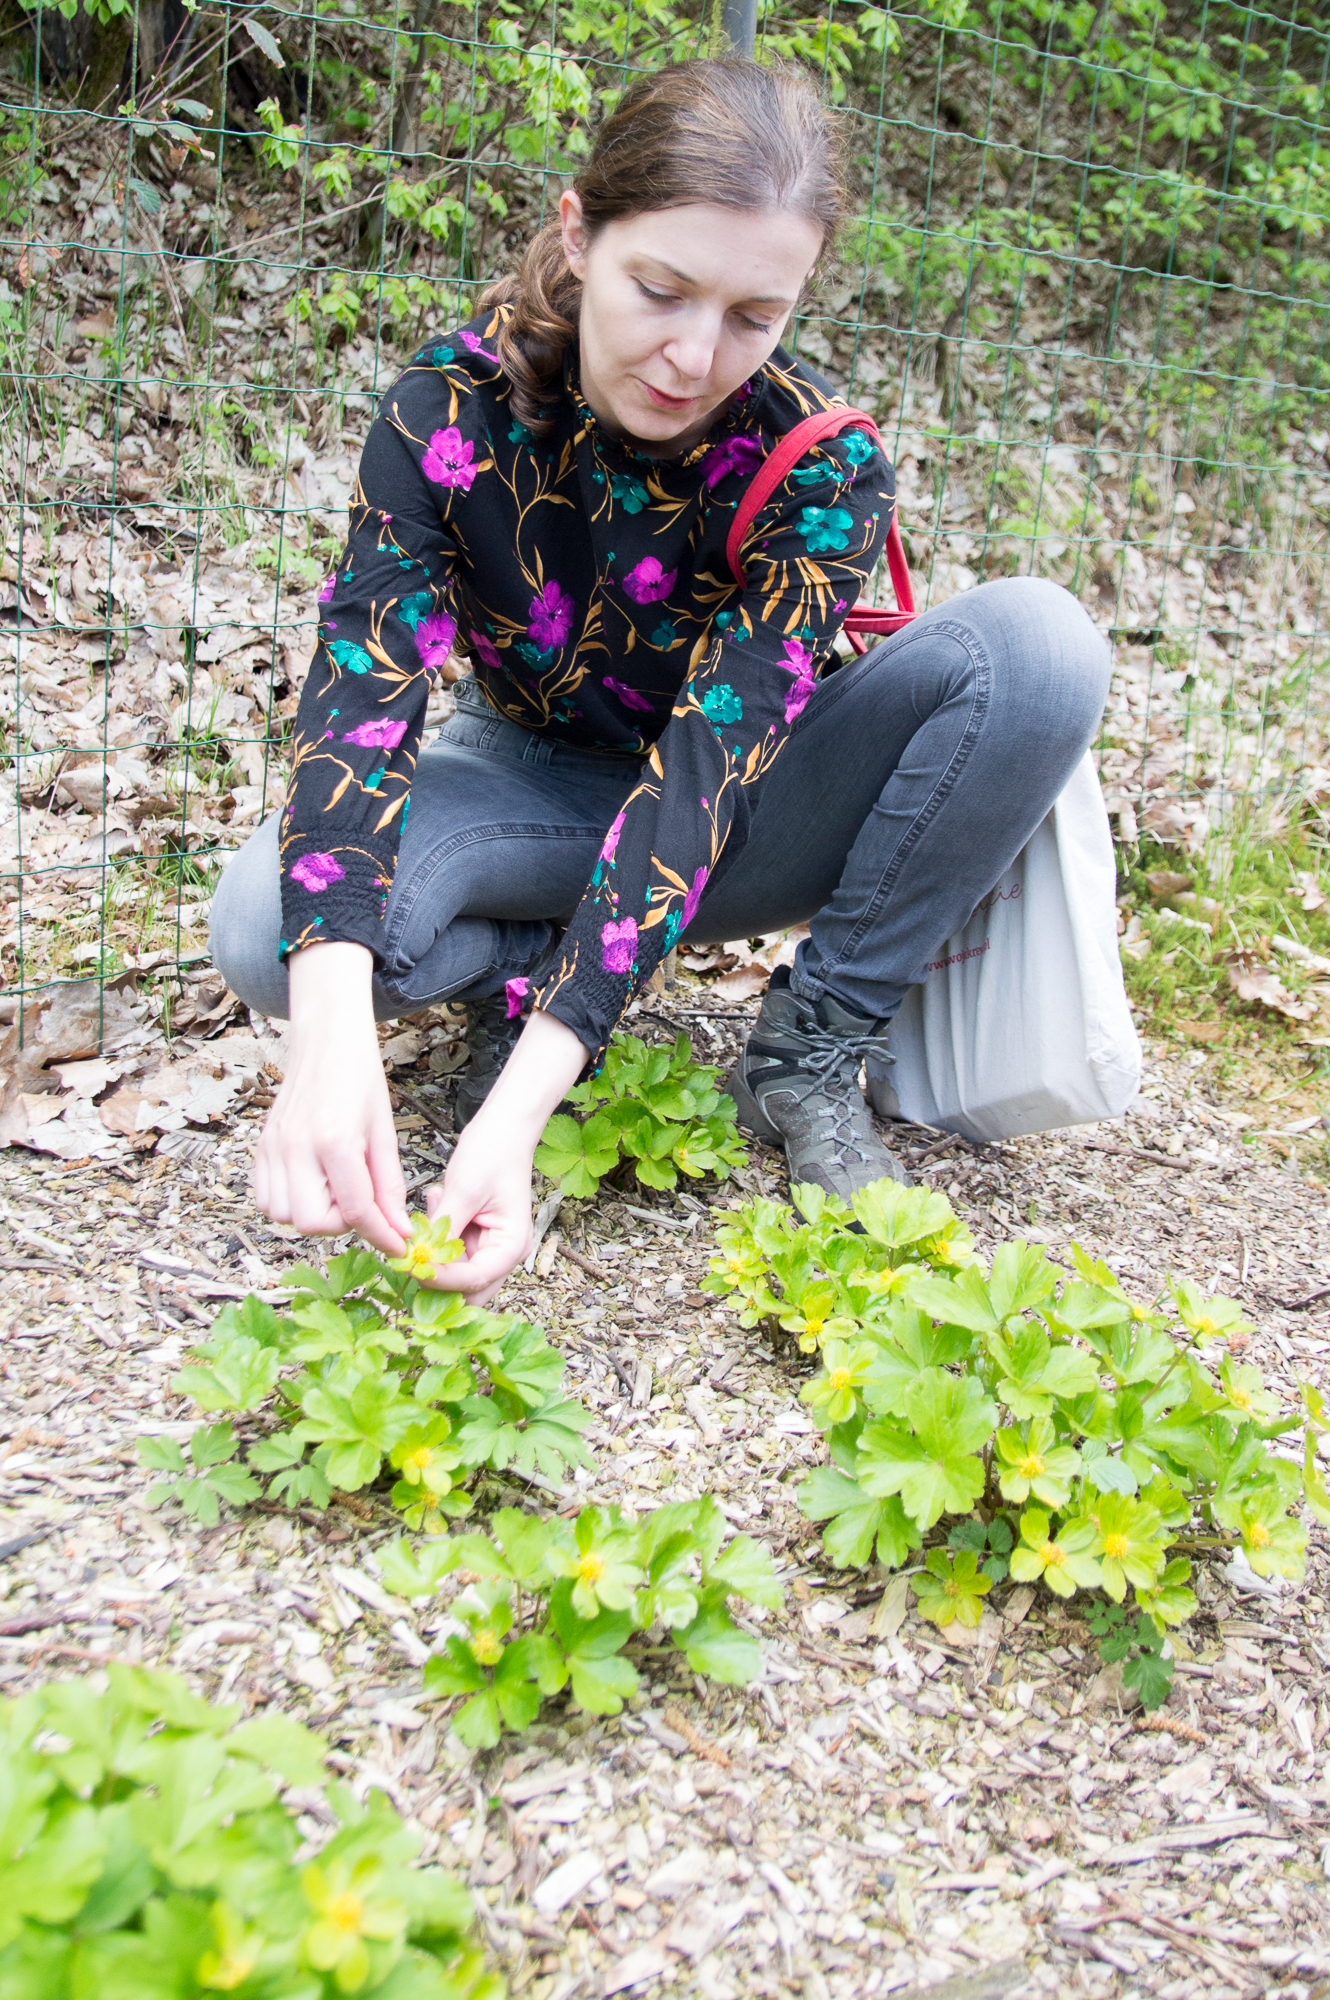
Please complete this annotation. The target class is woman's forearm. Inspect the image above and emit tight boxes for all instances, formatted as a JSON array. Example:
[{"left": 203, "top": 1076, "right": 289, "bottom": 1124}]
[
  {"left": 468, "top": 1006, "right": 591, "bottom": 1142},
  {"left": 287, "top": 938, "right": 377, "bottom": 1030}
]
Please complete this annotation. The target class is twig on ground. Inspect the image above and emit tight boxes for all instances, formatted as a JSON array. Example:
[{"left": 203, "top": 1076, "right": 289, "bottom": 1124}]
[
  {"left": 661, "top": 1703, "right": 731, "bottom": 1766},
  {"left": 1271, "top": 1282, "right": 1330, "bottom": 1309},
  {"left": 1057, "top": 1925, "right": 1138, "bottom": 1975},
  {"left": 558, "top": 1240, "right": 610, "bottom": 1283},
  {"left": 0, "top": 1526, "right": 53, "bottom": 1563},
  {"left": 390, "top": 1084, "right": 455, "bottom": 1152}
]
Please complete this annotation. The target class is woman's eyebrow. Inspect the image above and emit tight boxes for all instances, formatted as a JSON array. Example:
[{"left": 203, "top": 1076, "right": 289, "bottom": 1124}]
[{"left": 634, "top": 255, "right": 794, "bottom": 308}]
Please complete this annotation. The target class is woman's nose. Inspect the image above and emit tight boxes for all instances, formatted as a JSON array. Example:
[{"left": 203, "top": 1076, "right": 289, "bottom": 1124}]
[{"left": 662, "top": 323, "right": 717, "bottom": 384}]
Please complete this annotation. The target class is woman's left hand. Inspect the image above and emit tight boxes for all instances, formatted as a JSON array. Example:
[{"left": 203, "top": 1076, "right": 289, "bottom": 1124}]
[{"left": 424, "top": 1008, "right": 589, "bottom": 1304}]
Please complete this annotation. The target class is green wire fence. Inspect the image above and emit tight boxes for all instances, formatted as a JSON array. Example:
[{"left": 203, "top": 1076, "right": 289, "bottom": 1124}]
[{"left": 1, "top": 0, "right": 1328, "bottom": 1019}]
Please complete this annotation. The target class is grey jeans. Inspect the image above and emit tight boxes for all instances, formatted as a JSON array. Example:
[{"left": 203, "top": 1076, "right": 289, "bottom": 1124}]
[{"left": 210, "top": 576, "right": 1110, "bottom": 1024}]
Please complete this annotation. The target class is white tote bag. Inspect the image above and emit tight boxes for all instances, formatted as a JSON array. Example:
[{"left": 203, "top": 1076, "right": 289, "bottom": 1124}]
[{"left": 870, "top": 753, "right": 1142, "bottom": 1142}]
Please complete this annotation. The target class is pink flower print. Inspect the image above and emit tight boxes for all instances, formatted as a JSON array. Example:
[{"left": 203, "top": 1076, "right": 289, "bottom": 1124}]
[
  {"left": 601, "top": 916, "right": 637, "bottom": 975},
  {"left": 604, "top": 676, "right": 654, "bottom": 713},
  {"left": 780, "top": 638, "right": 817, "bottom": 724},
  {"left": 291, "top": 851, "right": 346, "bottom": 894},
  {"left": 422, "top": 426, "right": 477, "bottom": 491},
  {"left": 460, "top": 330, "right": 492, "bottom": 357},
  {"left": 623, "top": 556, "right": 676, "bottom": 605},
  {"left": 600, "top": 810, "right": 627, "bottom": 866},
  {"left": 505, "top": 976, "right": 529, "bottom": 1020},
  {"left": 472, "top": 632, "right": 501, "bottom": 671},
  {"left": 318, "top": 573, "right": 336, "bottom": 603},
  {"left": 528, "top": 579, "right": 574, "bottom": 650},
  {"left": 415, "top": 609, "right": 457, "bottom": 672},
  {"left": 682, "top": 865, "right": 708, "bottom": 928},
  {"left": 701, "top": 434, "right": 762, "bottom": 490},
  {"left": 341, "top": 718, "right": 408, "bottom": 749}
]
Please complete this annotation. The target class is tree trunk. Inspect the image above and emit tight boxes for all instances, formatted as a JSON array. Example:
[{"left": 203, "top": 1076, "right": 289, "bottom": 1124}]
[{"left": 79, "top": 9, "right": 132, "bottom": 108}]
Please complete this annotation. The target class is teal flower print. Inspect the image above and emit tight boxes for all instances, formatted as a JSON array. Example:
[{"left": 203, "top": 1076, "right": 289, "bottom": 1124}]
[
  {"left": 327, "top": 638, "right": 374, "bottom": 674},
  {"left": 611, "top": 473, "right": 650, "bottom": 514},
  {"left": 430, "top": 344, "right": 454, "bottom": 366},
  {"left": 397, "top": 588, "right": 433, "bottom": 630},
  {"left": 509, "top": 418, "right": 534, "bottom": 444},
  {"left": 843, "top": 427, "right": 877, "bottom": 465},
  {"left": 790, "top": 459, "right": 832, "bottom": 485},
  {"left": 800, "top": 506, "right": 854, "bottom": 554},
  {"left": 701, "top": 683, "right": 743, "bottom": 726},
  {"left": 651, "top": 617, "right": 677, "bottom": 649}
]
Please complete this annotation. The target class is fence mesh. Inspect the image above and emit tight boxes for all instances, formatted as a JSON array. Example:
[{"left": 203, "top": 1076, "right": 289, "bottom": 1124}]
[{"left": 2, "top": 0, "right": 1328, "bottom": 1021}]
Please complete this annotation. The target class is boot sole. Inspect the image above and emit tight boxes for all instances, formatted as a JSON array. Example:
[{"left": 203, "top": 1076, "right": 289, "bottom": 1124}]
[{"left": 724, "top": 1064, "right": 783, "bottom": 1146}]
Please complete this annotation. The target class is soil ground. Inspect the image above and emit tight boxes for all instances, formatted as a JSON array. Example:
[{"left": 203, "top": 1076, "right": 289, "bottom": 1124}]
[{"left": 1, "top": 989, "right": 1328, "bottom": 2000}]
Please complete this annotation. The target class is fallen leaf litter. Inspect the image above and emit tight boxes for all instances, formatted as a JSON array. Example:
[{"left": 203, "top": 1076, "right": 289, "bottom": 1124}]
[{"left": 0, "top": 989, "right": 1328, "bottom": 2000}]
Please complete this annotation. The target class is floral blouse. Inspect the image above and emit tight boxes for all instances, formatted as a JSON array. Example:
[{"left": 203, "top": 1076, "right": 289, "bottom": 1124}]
[{"left": 281, "top": 302, "right": 895, "bottom": 1063}]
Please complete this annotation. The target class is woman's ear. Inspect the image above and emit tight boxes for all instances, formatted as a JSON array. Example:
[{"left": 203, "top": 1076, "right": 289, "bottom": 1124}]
[{"left": 559, "top": 190, "right": 589, "bottom": 279}]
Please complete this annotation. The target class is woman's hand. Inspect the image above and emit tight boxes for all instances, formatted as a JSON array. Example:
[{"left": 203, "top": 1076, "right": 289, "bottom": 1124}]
[
  {"left": 253, "top": 942, "right": 410, "bottom": 1257},
  {"left": 425, "top": 1009, "right": 589, "bottom": 1305}
]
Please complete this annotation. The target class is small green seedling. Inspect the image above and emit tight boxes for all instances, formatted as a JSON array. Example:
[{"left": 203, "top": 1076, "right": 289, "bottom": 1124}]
[
  {"left": 1086, "top": 1601, "right": 1175, "bottom": 1710},
  {"left": 535, "top": 1030, "right": 747, "bottom": 1196}
]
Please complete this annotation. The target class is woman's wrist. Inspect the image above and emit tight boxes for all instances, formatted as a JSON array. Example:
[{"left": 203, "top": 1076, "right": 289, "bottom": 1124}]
[{"left": 287, "top": 941, "right": 376, "bottom": 1030}]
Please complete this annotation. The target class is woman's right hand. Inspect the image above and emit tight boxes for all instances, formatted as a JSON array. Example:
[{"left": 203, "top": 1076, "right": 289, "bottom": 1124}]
[{"left": 252, "top": 941, "right": 410, "bottom": 1257}]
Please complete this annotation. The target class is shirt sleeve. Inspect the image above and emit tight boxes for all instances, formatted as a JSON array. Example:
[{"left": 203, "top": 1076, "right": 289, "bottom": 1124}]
[
  {"left": 533, "top": 426, "right": 894, "bottom": 1061},
  {"left": 277, "top": 362, "right": 486, "bottom": 962}
]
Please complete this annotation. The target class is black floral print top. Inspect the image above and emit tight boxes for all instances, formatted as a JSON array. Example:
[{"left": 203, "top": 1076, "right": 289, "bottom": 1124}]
[{"left": 281, "top": 302, "right": 895, "bottom": 1062}]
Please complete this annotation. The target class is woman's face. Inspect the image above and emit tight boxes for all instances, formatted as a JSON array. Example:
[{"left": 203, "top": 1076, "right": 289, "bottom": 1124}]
[{"left": 559, "top": 194, "right": 823, "bottom": 453}]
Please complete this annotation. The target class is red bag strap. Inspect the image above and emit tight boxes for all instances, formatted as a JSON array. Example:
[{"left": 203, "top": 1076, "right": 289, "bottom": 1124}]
[{"left": 724, "top": 406, "right": 916, "bottom": 640}]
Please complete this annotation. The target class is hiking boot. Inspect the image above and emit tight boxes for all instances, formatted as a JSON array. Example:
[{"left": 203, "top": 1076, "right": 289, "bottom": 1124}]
[
  {"left": 454, "top": 993, "right": 523, "bottom": 1128},
  {"left": 724, "top": 966, "right": 911, "bottom": 1199}
]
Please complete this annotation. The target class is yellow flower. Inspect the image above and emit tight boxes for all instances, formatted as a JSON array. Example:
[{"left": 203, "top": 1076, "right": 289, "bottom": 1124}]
[
  {"left": 828, "top": 1367, "right": 852, "bottom": 1395},
  {"left": 198, "top": 1904, "right": 265, "bottom": 1991},
  {"left": 1102, "top": 1530, "right": 1129, "bottom": 1560},
  {"left": 469, "top": 1624, "right": 503, "bottom": 1666},
  {"left": 1018, "top": 1450, "right": 1044, "bottom": 1483},
  {"left": 577, "top": 1551, "right": 606, "bottom": 1586},
  {"left": 404, "top": 1443, "right": 435, "bottom": 1476},
  {"left": 302, "top": 1857, "right": 407, "bottom": 1994},
  {"left": 1247, "top": 1517, "right": 1271, "bottom": 1548}
]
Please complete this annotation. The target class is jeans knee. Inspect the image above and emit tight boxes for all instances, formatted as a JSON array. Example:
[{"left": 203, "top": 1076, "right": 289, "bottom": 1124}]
[
  {"left": 208, "top": 822, "right": 286, "bottom": 1017},
  {"left": 975, "top": 576, "right": 1109, "bottom": 737}
]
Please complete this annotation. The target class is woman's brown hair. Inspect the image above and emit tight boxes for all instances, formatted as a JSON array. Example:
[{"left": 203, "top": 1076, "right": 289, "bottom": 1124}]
[{"left": 480, "top": 56, "right": 845, "bottom": 437}]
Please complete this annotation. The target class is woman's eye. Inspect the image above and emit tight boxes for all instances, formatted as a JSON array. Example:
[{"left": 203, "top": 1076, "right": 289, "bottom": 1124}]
[
  {"left": 739, "top": 314, "right": 773, "bottom": 334},
  {"left": 636, "top": 281, "right": 675, "bottom": 306}
]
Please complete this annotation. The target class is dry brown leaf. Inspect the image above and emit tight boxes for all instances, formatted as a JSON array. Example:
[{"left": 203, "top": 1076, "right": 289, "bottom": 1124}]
[
  {"left": 99, "top": 1084, "right": 148, "bottom": 1135},
  {"left": 1227, "top": 963, "right": 1316, "bottom": 1021},
  {"left": 712, "top": 963, "right": 771, "bottom": 1000},
  {"left": 1296, "top": 868, "right": 1327, "bottom": 912}
]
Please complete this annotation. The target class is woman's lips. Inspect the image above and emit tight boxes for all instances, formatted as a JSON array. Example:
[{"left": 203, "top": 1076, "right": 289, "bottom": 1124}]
[{"left": 642, "top": 381, "right": 697, "bottom": 411}]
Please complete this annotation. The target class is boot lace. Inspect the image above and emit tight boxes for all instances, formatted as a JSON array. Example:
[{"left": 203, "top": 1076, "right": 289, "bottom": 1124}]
[{"left": 782, "top": 1021, "right": 894, "bottom": 1106}]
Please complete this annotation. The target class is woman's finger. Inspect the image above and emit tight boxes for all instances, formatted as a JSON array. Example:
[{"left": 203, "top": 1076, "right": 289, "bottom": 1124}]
[
  {"left": 285, "top": 1144, "right": 347, "bottom": 1236},
  {"left": 367, "top": 1102, "right": 411, "bottom": 1243},
  {"left": 319, "top": 1139, "right": 406, "bottom": 1255}
]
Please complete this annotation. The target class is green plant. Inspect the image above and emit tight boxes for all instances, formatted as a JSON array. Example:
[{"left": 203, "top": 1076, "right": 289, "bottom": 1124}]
[
  {"left": 1085, "top": 1601, "right": 1176, "bottom": 1711},
  {"left": 380, "top": 1494, "right": 782, "bottom": 1746},
  {"left": 137, "top": 1419, "right": 260, "bottom": 1526},
  {"left": 534, "top": 1031, "right": 747, "bottom": 1196},
  {"left": 139, "top": 1218, "right": 591, "bottom": 1531},
  {"left": 0, "top": 1664, "right": 500, "bottom": 1998},
  {"left": 706, "top": 1179, "right": 1325, "bottom": 1672}
]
